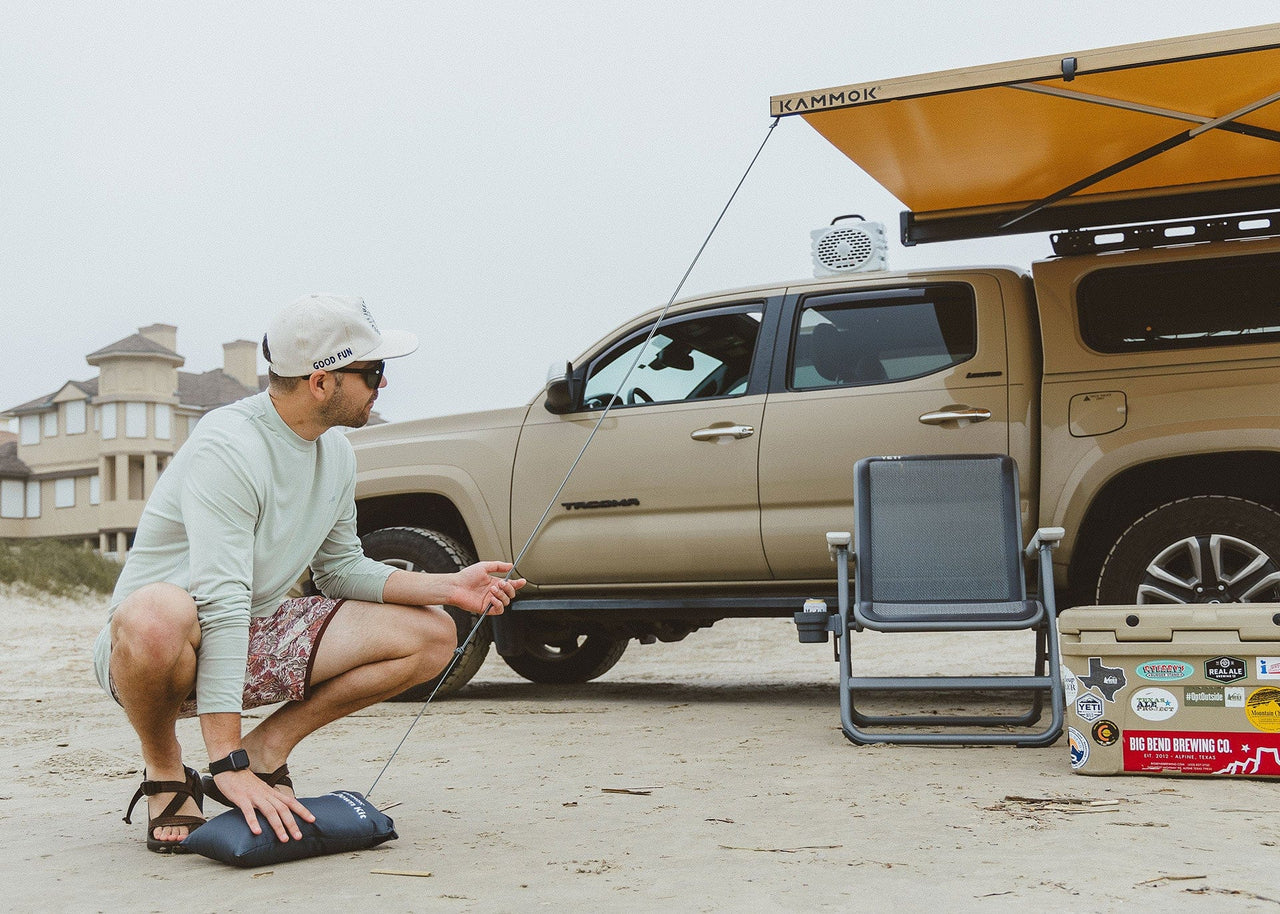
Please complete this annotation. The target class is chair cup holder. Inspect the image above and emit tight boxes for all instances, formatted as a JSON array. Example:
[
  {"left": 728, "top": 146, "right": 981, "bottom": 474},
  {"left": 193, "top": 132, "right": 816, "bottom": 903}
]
[{"left": 793, "top": 610, "right": 831, "bottom": 643}]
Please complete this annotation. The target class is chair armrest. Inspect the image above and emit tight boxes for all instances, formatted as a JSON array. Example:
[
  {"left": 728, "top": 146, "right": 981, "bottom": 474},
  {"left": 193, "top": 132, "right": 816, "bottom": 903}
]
[
  {"left": 1024, "top": 526, "right": 1065, "bottom": 559},
  {"left": 826, "top": 531, "right": 852, "bottom": 561}
]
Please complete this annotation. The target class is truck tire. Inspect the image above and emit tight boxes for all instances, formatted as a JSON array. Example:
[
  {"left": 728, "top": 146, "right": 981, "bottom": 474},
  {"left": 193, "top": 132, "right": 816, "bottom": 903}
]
[
  {"left": 360, "top": 526, "right": 492, "bottom": 699},
  {"left": 1095, "top": 496, "right": 1280, "bottom": 605},
  {"left": 501, "top": 633, "right": 628, "bottom": 684}
]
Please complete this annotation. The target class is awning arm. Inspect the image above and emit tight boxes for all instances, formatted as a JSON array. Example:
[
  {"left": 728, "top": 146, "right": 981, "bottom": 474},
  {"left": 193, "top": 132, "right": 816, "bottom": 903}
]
[
  {"left": 1014, "top": 83, "right": 1280, "bottom": 144},
  {"left": 1000, "top": 88, "right": 1280, "bottom": 229}
]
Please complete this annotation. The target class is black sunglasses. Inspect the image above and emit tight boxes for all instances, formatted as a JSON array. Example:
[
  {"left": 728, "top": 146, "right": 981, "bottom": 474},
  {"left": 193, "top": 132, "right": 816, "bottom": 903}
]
[{"left": 330, "top": 361, "right": 385, "bottom": 388}]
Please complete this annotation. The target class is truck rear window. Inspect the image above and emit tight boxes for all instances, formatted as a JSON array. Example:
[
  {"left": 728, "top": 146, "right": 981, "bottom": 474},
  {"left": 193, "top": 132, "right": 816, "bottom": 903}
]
[
  {"left": 1077, "top": 252, "right": 1280, "bottom": 353},
  {"left": 790, "top": 284, "right": 976, "bottom": 389}
]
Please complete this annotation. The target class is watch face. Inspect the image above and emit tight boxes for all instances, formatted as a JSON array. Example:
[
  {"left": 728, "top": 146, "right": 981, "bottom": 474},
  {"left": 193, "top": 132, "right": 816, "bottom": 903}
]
[{"left": 212, "top": 748, "right": 251, "bottom": 774}]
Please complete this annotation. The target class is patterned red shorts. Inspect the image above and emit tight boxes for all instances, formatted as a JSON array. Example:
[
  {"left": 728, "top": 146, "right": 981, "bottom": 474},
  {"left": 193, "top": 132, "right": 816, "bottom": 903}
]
[
  {"left": 175, "top": 596, "right": 345, "bottom": 719},
  {"left": 106, "top": 596, "right": 344, "bottom": 719}
]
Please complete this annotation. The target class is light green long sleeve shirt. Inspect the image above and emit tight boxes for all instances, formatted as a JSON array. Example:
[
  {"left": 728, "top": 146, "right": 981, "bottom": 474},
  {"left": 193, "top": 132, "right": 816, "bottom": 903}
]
[{"left": 94, "top": 392, "right": 393, "bottom": 714}]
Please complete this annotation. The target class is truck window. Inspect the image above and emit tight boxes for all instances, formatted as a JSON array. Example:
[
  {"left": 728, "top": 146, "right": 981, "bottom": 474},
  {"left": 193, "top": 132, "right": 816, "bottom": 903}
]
[
  {"left": 581, "top": 307, "right": 763, "bottom": 408},
  {"left": 790, "top": 284, "right": 976, "bottom": 389},
  {"left": 1077, "top": 252, "right": 1280, "bottom": 353}
]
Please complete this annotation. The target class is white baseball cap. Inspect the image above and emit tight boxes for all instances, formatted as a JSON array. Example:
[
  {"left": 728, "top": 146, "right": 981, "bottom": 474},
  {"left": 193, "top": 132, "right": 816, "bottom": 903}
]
[{"left": 264, "top": 294, "right": 419, "bottom": 377}]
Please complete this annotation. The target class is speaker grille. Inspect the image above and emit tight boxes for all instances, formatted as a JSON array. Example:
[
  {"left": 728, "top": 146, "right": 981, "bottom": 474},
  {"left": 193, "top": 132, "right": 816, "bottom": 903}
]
[
  {"left": 817, "top": 227, "right": 875, "bottom": 270},
  {"left": 811, "top": 220, "right": 887, "bottom": 275}
]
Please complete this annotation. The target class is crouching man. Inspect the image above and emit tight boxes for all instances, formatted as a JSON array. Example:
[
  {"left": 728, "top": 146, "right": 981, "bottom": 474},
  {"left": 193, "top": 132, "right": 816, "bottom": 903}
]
[{"left": 92, "top": 293, "right": 524, "bottom": 852}]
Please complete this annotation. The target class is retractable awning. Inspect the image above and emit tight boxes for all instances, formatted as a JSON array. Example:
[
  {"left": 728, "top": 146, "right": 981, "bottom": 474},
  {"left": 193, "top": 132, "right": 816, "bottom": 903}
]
[{"left": 771, "top": 24, "right": 1280, "bottom": 244}]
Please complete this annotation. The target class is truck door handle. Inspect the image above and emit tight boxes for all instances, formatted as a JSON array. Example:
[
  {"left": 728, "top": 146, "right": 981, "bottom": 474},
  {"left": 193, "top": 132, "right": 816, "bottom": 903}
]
[
  {"left": 691, "top": 425, "right": 756, "bottom": 441},
  {"left": 918, "top": 406, "right": 992, "bottom": 426}
]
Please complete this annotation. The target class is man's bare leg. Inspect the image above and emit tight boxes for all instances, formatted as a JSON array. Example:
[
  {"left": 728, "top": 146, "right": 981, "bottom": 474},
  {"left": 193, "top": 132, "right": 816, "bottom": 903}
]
[
  {"left": 237, "top": 601, "right": 458, "bottom": 789},
  {"left": 109, "top": 583, "right": 203, "bottom": 846}
]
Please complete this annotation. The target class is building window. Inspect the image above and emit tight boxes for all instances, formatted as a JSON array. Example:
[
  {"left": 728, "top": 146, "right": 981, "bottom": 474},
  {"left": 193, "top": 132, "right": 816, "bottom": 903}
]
[
  {"left": 89, "top": 474, "right": 101, "bottom": 505},
  {"left": 125, "top": 402, "right": 147, "bottom": 439},
  {"left": 100, "top": 403, "right": 117, "bottom": 439},
  {"left": 42, "top": 411, "right": 57, "bottom": 437},
  {"left": 55, "top": 477, "right": 75, "bottom": 508},
  {"left": 66, "top": 400, "right": 87, "bottom": 435},
  {"left": 25, "top": 481, "right": 40, "bottom": 518},
  {"left": 155, "top": 403, "right": 172, "bottom": 440},
  {"left": 128, "top": 456, "right": 145, "bottom": 500},
  {"left": 0, "top": 480, "right": 23, "bottom": 518},
  {"left": 19, "top": 414, "right": 39, "bottom": 445}
]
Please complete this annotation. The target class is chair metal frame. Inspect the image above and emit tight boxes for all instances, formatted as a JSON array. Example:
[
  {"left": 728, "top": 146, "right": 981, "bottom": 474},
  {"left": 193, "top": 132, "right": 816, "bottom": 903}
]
[{"left": 826, "top": 454, "right": 1065, "bottom": 746}]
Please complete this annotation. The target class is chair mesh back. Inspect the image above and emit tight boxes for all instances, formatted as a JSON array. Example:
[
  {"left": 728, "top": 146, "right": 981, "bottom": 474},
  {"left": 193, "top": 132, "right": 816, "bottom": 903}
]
[{"left": 858, "top": 456, "right": 1024, "bottom": 610}]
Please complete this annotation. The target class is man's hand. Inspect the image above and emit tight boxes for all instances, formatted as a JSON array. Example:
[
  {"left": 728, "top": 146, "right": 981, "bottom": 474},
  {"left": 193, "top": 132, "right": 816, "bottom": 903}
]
[
  {"left": 213, "top": 768, "right": 316, "bottom": 841},
  {"left": 381, "top": 561, "right": 525, "bottom": 613},
  {"left": 449, "top": 561, "right": 525, "bottom": 616}
]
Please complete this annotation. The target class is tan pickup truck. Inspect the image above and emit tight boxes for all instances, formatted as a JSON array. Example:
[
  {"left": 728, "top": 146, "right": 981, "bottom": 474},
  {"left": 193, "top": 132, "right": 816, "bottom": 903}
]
[
  {"left": 348, "top": 25, "right": 1280, "bottom": 696},
  {"left": 349, "top": 230, "right": 1280, "bottom": 695}
]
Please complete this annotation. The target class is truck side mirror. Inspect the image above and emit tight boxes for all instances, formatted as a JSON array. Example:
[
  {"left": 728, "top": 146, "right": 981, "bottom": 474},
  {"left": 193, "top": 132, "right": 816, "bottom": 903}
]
[{"left": 544, "top": 361, "right": 580, "bottom": 414}]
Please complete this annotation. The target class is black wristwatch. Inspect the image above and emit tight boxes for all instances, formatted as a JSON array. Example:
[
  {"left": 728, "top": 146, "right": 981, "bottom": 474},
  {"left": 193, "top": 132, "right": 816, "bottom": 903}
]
[{"left": 209, "top": 748, "right": 251, "bottom": 776}]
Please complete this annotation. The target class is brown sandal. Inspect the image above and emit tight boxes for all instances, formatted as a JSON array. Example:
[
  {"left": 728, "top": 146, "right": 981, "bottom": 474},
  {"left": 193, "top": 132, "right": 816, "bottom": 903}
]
[
  {"left": 124, "top": 765, "right": 206, "bottom": 854},
  {"left": 201, "top": 763, "right": 293, "bottom": 808}
]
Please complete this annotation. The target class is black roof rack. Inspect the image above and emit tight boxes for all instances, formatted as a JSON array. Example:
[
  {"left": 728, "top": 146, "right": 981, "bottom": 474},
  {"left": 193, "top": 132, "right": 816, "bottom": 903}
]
[
  {"left": 900, "top": 182, "right": 1280, "bottom": 246},
  {"left": 1049, "top": 209, "right": 1280, "bottom": 255}
]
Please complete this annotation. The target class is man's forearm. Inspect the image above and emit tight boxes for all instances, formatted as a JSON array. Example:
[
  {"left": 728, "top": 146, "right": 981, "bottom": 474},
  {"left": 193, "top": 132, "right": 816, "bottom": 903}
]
[
  {"left": 381, "top": 568, "right": 457, "bottom": 607},
  {"left": 201, "top": 711, "right": 244, "bottom": 762}
]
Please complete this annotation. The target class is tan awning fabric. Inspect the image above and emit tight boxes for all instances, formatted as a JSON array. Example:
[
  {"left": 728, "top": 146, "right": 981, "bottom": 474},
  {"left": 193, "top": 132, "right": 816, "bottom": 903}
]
[{"left": 771, "top": 25, "right": 1280, "bottom": 242}]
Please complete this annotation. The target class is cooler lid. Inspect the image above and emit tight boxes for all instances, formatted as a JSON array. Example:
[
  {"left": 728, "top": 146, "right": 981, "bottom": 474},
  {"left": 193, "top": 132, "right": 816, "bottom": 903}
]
[{"left": 1059, "top": 605, "right": 1280, "bottom": 642}]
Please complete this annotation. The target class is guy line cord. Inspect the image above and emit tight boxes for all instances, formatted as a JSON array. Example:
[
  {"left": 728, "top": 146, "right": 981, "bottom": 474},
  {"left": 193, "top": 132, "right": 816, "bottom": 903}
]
[{"left": 367, "top": 116, "right": 781, "bottom": 798}]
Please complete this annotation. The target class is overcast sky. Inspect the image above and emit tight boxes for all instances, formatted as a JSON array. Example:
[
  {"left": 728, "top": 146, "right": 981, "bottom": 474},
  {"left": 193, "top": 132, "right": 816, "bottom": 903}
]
[{"left": 2, "top": 1, "right": 1273, "bottom": 424}]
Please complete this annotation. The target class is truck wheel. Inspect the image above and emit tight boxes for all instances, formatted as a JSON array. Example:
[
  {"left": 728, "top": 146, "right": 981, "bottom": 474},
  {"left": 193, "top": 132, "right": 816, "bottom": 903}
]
[
  {"left": 360, "top": 526, "right": 492, "bottom": 699},
  {"left": 501, "top": 633, "right": 628, "bottom": 684},
  {"left": 1095, "top": 496, "right": 1280, "bottom": 605}
]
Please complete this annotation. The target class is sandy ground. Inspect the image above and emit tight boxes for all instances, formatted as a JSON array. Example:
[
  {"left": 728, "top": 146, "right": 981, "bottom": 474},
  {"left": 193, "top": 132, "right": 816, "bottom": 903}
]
[{"left": 2, "top": 582, "right": 1278, "bottom": 914}]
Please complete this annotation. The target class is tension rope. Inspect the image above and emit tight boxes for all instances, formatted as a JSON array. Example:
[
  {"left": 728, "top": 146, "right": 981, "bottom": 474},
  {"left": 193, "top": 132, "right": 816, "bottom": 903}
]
[{"left": 367, "top": 116, "right": 781, "bottom": 798}]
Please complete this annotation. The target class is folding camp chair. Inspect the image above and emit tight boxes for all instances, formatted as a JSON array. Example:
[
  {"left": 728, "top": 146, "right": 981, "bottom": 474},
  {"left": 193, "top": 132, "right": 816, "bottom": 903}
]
[{"left": 818, "top": 454, "right": 1065, "bottom": 746}]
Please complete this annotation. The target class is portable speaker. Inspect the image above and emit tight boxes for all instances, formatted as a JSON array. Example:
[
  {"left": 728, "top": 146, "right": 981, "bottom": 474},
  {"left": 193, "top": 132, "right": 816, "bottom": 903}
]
[{"left": 811, "top": 216, "right": 887, "bottom": 275}]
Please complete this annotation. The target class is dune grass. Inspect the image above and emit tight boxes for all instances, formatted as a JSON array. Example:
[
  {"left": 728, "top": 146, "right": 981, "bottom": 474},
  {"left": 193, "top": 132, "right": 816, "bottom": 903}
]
[{"left": 0, "top": 539, "right": 121, "bottom": 596}]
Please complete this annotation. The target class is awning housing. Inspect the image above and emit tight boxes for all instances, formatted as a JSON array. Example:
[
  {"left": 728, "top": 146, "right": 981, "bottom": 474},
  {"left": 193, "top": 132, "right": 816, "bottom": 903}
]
[{"left": 771, "top": 24, "right": 1280, "bottom": 245}]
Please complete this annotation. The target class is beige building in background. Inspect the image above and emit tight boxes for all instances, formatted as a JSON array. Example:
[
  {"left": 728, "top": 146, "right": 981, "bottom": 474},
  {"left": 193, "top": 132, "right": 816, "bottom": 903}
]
[{"left": 0, "top": 324, "right": 265, "bottom": 559}]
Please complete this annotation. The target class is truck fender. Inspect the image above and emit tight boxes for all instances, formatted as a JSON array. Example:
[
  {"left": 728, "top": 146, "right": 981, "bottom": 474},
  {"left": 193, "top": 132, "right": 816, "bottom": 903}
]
[
  {"left": 1047, "top": 424, "right": 1280, "bottom": 574},
  {"left": 355, "top": 464, "right": 508, "bottom": 560}
]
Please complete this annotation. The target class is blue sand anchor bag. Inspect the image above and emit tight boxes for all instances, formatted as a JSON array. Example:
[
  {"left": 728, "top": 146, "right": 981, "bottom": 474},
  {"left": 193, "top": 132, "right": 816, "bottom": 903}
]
[{"left": 182, "top": 790, "right": 397, "bottom": 867}]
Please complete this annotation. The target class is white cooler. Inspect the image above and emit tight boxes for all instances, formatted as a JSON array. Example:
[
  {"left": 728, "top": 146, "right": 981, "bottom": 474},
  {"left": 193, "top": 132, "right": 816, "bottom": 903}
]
[{"left": 1058, "top": 605, "right": 1280, "bottom": 777}]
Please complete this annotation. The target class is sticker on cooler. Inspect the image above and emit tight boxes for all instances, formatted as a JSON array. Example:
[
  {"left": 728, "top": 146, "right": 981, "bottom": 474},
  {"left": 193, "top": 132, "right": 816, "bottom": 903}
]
[
  {"left": 1075, "top": 693, "right": 1104, "bottom": 722},
  {"left": 1068, "top": 727, "right": 1089, "bottom": 770},
  {"left": 1245, "top": 687, "right": 1280, "bottom": 732},
  {"left": 1205, "top": 656, "right": 1246, "bottom": 684},
  {"left": 1123, "top": 730, "right": 1280, "bottom": 775},
  {"left": 1131, "top": 687, "right": 1179, "bottom": 721},
  {"left": 1135, "top": 660, "right": 1193, "bottom": 681}
]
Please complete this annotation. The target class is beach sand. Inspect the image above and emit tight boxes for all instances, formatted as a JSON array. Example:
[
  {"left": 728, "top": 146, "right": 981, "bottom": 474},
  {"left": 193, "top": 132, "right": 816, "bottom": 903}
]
[{"left": 2, "top": 582, "right": 1276, "bottom": 912}]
